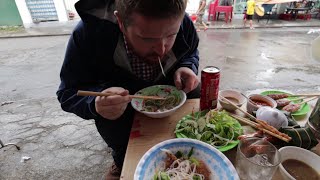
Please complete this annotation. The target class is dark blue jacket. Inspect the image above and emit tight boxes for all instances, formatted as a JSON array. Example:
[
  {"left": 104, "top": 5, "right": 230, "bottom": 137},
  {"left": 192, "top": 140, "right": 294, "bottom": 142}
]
[{"left": 57, "top": 0, "right": 200, "bottom": 120}]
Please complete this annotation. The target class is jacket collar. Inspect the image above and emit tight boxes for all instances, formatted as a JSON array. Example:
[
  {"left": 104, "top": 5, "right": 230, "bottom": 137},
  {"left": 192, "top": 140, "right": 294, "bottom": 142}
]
[{"left": 75, "top": 0, "right": 117, "bottom": 24}]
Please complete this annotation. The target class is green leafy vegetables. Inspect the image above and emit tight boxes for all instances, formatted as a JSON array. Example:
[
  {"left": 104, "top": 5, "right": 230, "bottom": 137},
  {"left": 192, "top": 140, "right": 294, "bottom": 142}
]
[{"left": 175, "top": 110, "right": 243, "bottom": 148}]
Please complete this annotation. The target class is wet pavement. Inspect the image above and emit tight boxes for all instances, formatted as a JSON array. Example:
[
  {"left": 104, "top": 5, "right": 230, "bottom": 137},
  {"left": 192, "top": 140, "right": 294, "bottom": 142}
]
[
  {"left": 202, "top": 17, "right": 320, "bottom": 29},
  {"left": 0, "top": 27, "right": 320, "bottom": 179},
  {"left": 197, "top": 28, "right": 320, "bottom": 92}
]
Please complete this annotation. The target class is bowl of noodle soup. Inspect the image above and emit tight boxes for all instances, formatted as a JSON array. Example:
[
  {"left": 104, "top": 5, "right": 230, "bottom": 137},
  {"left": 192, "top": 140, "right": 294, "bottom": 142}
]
[
  {"left": 131, "top": 85, "right": 186, "bottom": 118},
  {"left": 134, "top": 138, "right": 239, "bottom": 180}
]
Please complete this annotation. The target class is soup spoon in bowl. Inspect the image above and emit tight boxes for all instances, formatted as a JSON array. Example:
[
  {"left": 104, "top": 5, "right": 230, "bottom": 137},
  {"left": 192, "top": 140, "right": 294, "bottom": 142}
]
[{"left": 241, "top": 93, "right": 257, "bottom": 106}]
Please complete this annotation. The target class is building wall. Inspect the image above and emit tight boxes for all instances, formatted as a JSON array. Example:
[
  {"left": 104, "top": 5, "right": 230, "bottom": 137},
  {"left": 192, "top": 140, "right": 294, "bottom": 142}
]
[
  {"left": 0, "top": 0, "right": 23, "bottom": 26},
  {"left": 53, "top": 0, "right": 68, "bottom": 22},
  {"left": 15, "top": 0, "right": 68, "bottom": 27},
  {"left": 15, "top": 0, "right": 35, "bottom": 27},
  {"left": 64, "top": 0, "right": 80, "bottom": 19},
  {"left": 186, "top": 0, "right": 201, "bottom": 14}
]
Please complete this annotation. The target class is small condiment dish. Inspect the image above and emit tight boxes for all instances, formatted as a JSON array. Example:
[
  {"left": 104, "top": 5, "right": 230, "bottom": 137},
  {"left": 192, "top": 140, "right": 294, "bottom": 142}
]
[
  {"left": 278, "top": 146, "right": 320, "bottom": 180},
  {"left": 246, "top": 94, "right": 277, "bottom": 114},
  {"left": 218, "top": 90, "right": 246, "bottom": 111}
]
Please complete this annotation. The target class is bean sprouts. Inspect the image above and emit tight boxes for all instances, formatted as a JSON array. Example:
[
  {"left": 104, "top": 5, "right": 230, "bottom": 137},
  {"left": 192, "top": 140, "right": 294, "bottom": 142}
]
[
  {"left": 154, "top": 149, "right": 209, "bottom": 180},
  {"left": 157, "top": 159, "right": 205, "bottom": 180}
]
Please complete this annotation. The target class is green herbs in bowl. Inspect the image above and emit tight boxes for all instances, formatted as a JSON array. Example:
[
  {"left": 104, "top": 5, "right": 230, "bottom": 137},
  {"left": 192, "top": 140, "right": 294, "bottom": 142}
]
[{"left": 131, "top": 85, "right": 186, "bottom": 118}]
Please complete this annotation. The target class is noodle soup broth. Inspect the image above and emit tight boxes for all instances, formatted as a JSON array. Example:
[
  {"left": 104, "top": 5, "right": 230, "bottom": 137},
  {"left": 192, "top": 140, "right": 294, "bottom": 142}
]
[
  {"left": 131, "top": 85, "right": 186, "bottom": 118},
  {"left": 282, "top": 159, "right": 320, "bottom": 180},
  {"left": 279, "top": 146, "right": 320, "bottom": 180}
]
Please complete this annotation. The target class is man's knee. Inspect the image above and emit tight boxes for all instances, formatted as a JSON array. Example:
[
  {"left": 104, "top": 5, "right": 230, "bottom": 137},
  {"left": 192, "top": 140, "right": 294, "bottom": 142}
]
[{"left": 94, "top": 106, "right": 135, "bottom": 146}]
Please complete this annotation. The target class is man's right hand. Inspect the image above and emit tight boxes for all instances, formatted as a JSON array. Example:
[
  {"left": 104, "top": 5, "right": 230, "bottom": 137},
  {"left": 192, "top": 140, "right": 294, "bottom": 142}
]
[{"left": 95, "top": 87, "right": 131, "bottom": 120}]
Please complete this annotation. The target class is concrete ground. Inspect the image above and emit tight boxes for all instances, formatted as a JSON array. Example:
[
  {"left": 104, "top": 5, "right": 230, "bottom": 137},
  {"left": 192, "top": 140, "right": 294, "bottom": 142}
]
[
  {"left": 0, "top": 36, "right": 112, "bottom": 180},
  {"left": 0, "top": 26, "right": 320, "bottom": 179}
]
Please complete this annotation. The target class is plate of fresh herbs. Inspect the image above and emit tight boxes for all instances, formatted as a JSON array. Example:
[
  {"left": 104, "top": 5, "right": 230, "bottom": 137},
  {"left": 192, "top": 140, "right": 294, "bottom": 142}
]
[{"left": 175, "top": 110, "right": 243, "bottom": 152}]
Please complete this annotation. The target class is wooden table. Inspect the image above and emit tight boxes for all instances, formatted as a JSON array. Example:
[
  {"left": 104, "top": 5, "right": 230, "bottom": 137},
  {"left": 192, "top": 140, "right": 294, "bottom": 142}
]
[{"left": 120, "top": 98, "right": 319, "bottom": 179}]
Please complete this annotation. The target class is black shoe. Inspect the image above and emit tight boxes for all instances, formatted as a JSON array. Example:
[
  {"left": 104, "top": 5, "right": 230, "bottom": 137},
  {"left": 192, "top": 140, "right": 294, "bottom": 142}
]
[{"left": 105, "top": 162, "right": 121, "bottom": 180}]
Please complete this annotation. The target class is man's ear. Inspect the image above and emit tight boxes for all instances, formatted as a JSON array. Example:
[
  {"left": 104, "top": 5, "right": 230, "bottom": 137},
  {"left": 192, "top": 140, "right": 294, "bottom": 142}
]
[{"left": 114, "top": 11, "right": 125, "bottom": 33}]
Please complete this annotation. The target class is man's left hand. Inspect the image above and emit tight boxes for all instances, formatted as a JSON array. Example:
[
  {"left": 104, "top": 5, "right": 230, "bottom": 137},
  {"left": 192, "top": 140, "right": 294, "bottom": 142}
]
[{"left": 174, "top": 67, "right": 200, "bottom": 93}]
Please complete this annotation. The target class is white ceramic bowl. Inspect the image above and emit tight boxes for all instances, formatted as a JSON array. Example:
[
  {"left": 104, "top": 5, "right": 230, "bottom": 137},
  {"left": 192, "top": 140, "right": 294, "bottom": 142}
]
[
  {"left": 131, "top": 85, "right": 186, "bottom": 118},
  {"left": 134, "top": 138, "right": 239, "bottom": 180},
  {"left": 279, "top": 146, "right": 320, "bottom": 180},
  {"left": 246, "top": 94, "right": 277, "bottom": 114},
  {"left": 218, "top": 90, "right": 246, "bottom": 111}
]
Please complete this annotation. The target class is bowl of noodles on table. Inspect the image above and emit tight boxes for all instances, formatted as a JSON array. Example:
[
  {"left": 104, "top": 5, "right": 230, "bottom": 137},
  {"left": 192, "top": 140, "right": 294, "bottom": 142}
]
[
  {"left": 131, "top": 85, "right": 186, "bottom": 118},
  {"left": 134, "top": 138, "right": 239, "bottom": 180}
]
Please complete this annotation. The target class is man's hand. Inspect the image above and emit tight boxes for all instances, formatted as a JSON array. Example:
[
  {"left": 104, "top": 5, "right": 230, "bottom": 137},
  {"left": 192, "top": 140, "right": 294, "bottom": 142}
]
[
  {"left": 174, "top": 67, "right": 200, "bottom": 93},
  {"left": 95, "top": 87, "right": 131, "bottom": 120}
]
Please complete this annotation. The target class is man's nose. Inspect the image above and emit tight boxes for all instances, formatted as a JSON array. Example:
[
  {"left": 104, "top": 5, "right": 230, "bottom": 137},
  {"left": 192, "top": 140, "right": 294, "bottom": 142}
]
[{"left": 153, "top": 39, "right": 166, "bottom": 57}]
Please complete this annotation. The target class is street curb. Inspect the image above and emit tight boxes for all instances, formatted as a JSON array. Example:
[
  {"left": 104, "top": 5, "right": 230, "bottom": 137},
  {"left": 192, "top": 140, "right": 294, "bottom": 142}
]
[
  {"left": 0, "top": 25, "right": 319, "bottom": 38},
  {"left": 205, "top": 24, "right": 320, "bottom": 30},
  {"left": 0, "top": 33, "right": 71, "bottom": 39}
]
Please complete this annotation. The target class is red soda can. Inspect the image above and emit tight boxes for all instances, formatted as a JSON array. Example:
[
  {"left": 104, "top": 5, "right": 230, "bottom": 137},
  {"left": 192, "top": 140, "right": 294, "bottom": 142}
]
[{"left": 200, "top": 66, "right": 220, "bottom": 111}]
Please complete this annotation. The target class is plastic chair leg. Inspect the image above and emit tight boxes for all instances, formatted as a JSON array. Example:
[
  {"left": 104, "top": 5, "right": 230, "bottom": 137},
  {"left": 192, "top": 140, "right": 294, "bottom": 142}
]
[{"left": 225, "top": 12, "right": 229, "bottom": 23}]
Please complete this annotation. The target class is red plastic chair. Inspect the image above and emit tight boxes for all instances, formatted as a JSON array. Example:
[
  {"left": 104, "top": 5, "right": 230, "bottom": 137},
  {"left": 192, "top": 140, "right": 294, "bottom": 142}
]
[
  {"left": 208, "top": 0, "right": 219, "bottom": 21},
  {"left": 208, "top": 0, "right": 233, "bottom": 23}
]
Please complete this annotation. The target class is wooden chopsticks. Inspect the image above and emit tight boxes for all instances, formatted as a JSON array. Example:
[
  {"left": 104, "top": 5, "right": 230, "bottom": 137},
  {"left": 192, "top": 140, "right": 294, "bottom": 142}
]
[
  {"left": 77, "top": 90, "right": 166, "bottom": 100},
  {"left": 219, "top": 95, "right": 256, "bottom": 121},
  {"left": 230, "top": 114, "right": 291, "bottom": 143},
  {"left": 289, "top": 94, "right": 320, "bottom": 97},
  {"left": 219, "top": 95, "right": 292, "bottom": 142},
  {"left": 297, "top": 96, "right": 318, "bottom": 105}
]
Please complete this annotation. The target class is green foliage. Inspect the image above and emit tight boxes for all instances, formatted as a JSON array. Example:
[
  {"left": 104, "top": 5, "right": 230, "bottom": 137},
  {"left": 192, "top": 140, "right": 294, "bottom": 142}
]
[{"left": 0, "top": 26, "right": 23, "bottom": 33}]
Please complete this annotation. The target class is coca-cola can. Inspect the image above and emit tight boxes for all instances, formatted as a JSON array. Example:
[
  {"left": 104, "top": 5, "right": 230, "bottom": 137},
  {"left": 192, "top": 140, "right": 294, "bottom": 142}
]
[{"left": 200, "top": 66, "right": 220, "bottom": 111}]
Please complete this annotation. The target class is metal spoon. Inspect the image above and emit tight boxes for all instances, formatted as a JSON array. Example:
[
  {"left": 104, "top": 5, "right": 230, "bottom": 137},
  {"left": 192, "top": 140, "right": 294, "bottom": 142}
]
[{"left": 240, "top": 92, "right": 257, "bottom": 106}]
